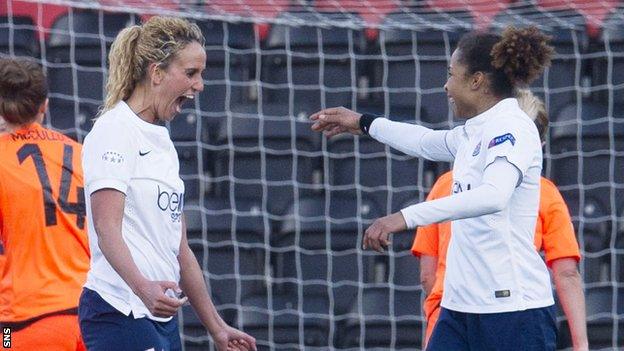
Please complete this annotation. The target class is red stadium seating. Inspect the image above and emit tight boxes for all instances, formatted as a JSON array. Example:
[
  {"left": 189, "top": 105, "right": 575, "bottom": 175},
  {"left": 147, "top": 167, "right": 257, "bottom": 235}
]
[
  {"left": 205, "top": 0, "right": 289, "bottom": 18},
  {"left": 97, "top": 0, "right": 181, "bottom": 22},
  {"left": 0, "top": 0, "right": 68, "bottom": 40},
  {"left": 537, "top": 0, "right": 619, "bottom": 37},
  {"left": 426, "top": 0, "right": 513, "bottom": 30},
  {"left": 314, "top": 0, "right": 398, "bottom": 25},
  {"left": 205, "top": 0, "right": 290, "bottom": 40},
  {"left": 314, "top": 0, "right": 398, "bottom": 40}
]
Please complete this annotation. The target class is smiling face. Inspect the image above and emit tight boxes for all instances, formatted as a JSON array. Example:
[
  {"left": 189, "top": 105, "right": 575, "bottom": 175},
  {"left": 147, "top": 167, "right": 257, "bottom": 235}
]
[
  {"left": 151, "top": 41, "right": 206, "bottom": 123},
  {"left": 444, "top": 49, "right": 478, "bottom": 119}
]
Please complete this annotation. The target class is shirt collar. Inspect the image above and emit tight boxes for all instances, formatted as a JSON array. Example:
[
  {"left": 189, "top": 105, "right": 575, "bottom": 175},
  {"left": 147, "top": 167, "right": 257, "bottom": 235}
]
[{"left": 117, "top": 101, "right": 170, "bottom": 136}]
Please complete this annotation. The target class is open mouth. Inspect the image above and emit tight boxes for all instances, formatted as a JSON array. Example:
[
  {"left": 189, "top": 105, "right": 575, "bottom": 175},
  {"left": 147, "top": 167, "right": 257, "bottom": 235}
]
[{"left": 175, "top": 94, "right": 195, "bottom": 113}]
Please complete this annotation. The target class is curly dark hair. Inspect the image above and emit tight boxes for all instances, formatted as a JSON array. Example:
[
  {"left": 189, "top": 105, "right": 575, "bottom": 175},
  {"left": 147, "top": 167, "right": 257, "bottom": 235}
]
[
  {"left": 0, "top": 58, "right": 48, "bottom": 125},
  {"left": 456, "top": 26, "right": 554, "bottom": 98}
]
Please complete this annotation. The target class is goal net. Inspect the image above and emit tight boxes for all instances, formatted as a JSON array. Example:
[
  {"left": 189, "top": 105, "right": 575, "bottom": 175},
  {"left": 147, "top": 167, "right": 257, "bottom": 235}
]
[{"left": 1, "top": 0, "right": 621, "bottom": 350}]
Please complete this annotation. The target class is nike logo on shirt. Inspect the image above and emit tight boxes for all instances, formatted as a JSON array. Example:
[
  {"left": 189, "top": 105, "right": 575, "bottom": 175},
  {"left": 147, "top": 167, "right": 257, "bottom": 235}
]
[{"left": 139, "top": 150, "right": 151, "bottom": 156}]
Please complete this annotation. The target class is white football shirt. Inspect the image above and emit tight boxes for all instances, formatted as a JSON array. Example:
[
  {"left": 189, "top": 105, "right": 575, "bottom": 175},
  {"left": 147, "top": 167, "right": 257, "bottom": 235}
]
[
  {"left": 82, "top": 101, "right": 184, "bottom": 321},
  {"left": 369, "top": 98, "right": 554, "bottom": 313}
]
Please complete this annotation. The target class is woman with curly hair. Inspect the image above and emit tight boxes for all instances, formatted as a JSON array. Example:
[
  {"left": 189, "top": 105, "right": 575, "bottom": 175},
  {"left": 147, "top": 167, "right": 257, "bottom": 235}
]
[{"left": 310, "top": 26, "right": 558, "bottom": 350}]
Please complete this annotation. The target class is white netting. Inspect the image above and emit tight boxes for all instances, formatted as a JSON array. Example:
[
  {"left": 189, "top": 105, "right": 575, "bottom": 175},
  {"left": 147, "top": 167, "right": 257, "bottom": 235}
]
[{"left": 1, "top": 0, "right": 622, "bottom": 350}]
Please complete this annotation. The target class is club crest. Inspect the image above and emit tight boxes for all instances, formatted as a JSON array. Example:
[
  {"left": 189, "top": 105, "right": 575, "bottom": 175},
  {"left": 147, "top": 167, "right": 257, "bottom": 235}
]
[{"left": 472, "top": 141, "right": 481, "bottom": 156}]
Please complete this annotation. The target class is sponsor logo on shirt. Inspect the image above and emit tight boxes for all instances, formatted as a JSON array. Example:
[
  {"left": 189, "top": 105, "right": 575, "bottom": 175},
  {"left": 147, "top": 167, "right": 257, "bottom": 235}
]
[
  {"left": 452, "top": 181, "right": 471, "bottom": 194},
  {"left": 488, "top": 133, "right": 516, "bottom": 149},
  {"left": 495, "top": 290, "right": 511, "bottom": 298},
  {"left": 472, "top": 141, "right": 481, "bottom": 156},
  {"left": 157, "top": 185, "right": 184, "bottom": 223},
  {"left": 101, "top": 151, "right": 124, "bottom": 164}
]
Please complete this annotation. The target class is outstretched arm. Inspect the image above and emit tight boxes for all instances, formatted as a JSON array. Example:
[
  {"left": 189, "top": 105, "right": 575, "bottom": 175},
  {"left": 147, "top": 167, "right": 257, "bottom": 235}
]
[{"left": 310, "top": 107, "right": 457, "bottom": 162}]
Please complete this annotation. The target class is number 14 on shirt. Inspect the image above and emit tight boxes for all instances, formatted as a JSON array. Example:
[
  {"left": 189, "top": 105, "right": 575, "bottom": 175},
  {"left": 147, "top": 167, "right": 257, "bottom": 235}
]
[{"left": 17, "top": 143, "right": 86, "bottom": 229}]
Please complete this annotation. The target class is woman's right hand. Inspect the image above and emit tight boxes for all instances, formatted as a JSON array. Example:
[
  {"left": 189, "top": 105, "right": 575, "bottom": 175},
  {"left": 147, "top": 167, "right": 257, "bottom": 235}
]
[
  {"left": 213, "top": 325, "right": 257, "bottom": 351},
  {"left": 135, "top": 280, "right": 187, "bottom": 318},
  {"left": 310, "top": 107, "right": 363, "bottom": 137}
]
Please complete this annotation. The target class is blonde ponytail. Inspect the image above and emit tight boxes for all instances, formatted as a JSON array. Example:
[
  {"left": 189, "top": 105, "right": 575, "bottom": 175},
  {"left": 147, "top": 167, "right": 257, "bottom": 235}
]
[
  {"left": 516, "top": 89, "right": 548, "bottom": 142},
  {"left": 102, "top": 25, "right": 141, "bottom": 113}
]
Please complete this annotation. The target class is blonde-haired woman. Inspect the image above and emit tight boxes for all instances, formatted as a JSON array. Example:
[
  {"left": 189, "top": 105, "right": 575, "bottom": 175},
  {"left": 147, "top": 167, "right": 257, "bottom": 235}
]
[{"left": 79, "top": 16, "right": 256, "bottom": 351}]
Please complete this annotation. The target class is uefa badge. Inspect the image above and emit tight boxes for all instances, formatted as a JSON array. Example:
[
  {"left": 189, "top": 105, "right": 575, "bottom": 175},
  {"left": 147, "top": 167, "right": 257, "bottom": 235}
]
[{"left": 472, "top": 141, "right": 481, "bottom": 157}]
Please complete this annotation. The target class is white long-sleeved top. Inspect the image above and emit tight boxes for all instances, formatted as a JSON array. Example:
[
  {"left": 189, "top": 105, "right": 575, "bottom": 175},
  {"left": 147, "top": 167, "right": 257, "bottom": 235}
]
[{"left": 369, "top": 98, "right": 554, "bottom": 314}]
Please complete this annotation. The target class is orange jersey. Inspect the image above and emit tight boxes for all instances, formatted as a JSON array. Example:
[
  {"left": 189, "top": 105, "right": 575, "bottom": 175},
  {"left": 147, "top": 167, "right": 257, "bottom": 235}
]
[
  {"left": 411, "top": 171, "right": 581, "bottom": 344},
  {"left": 0, "top": 123, "right": 90, "bottom": 322},
  {"left": 411, "top": 172, "right": 452, "bottom": 342},
  {"left": 534, "top": 177, "right": 581, "bottom": 265}
]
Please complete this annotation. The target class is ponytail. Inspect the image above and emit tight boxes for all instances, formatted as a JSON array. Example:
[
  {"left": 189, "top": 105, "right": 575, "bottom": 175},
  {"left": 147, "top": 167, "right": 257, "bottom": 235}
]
[
  {"left": 516, "top": 89, "right": 548, "bottom": 142},
  {"left": 101, "top": 25, "right": 141, "bottom": 114},
  {"left": 491, "top": 26, "right": 555, "bottom": 87},
  {"left": 456, "top": 26, "right": 554, "bottom": 98}
]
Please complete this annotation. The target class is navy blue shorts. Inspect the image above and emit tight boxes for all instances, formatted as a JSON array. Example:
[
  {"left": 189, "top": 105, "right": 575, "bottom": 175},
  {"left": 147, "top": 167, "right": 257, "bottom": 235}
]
[
  {"left": 427, "top": 306, "right": 557, "bottom": 351},
  {"left": 78, "top": 288, "right": 182, "bottom": 351}
]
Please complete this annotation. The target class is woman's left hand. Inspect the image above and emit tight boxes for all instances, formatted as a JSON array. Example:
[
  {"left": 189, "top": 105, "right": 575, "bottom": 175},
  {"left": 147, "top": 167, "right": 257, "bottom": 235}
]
[
  {"left": 363, "top": 212, "right": 408, "bottom": 253},
  {"left": 213, "top": 325, "right": 257, "bottom": 351}
]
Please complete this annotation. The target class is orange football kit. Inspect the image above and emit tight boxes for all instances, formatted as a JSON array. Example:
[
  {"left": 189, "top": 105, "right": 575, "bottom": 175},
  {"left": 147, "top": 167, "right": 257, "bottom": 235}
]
[{"left": 0, "top": 123, "right": 89, "bottom": 350}]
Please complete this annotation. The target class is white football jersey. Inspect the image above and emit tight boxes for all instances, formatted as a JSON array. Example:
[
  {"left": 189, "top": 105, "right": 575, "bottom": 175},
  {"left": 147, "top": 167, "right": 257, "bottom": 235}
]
[
  {"left": 442, "top": 99, "right": 553, "bottom": 313},
  {"left": 82, "top": 101, "right": 184, "bottom": 321},
  {"left": 370, "top": 98, "right": 553, "bottom": 313}
]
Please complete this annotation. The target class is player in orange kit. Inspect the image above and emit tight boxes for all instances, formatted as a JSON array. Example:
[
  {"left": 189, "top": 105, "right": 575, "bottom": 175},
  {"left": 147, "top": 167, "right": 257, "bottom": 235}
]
[
  {"left": 0, "top": 58, "right": 89, "bottom": 350},
  {"left": 412, "top": 90, "right": 588, "bottom": 351}
]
